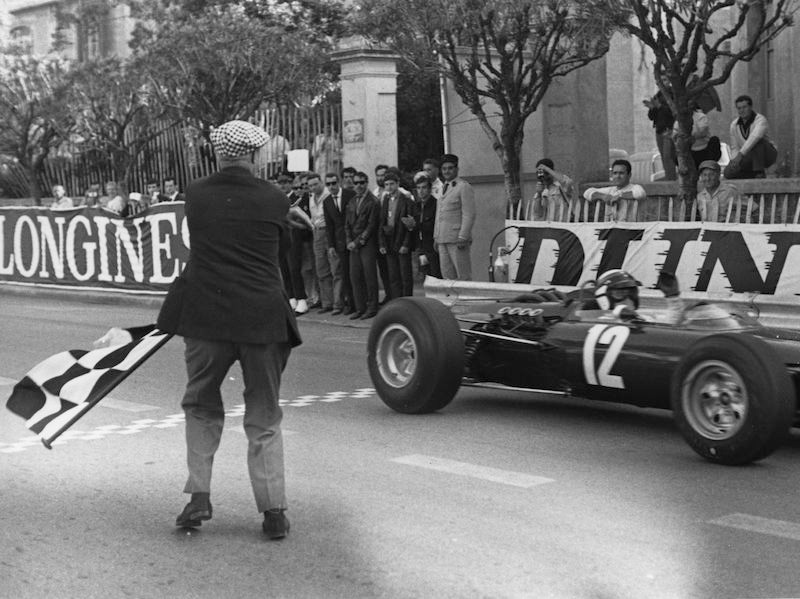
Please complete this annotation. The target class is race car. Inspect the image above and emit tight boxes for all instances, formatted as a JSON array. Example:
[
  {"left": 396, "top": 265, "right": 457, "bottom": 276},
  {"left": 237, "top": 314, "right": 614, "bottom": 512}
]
[{"left": 366, "top": 277, "right": 800, "bottom": 466}]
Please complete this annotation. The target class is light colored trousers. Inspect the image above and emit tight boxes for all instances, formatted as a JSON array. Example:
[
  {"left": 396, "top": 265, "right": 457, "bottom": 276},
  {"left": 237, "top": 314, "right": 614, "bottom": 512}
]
[
  {"left": 438, "top": 242, "right": 472, "bottom": 280},
  {"left": 312, "top": 228, "right": 342, "bottom": 309},
  {"left": 181, "top": 337, "right": 290, "bottom": 512}
]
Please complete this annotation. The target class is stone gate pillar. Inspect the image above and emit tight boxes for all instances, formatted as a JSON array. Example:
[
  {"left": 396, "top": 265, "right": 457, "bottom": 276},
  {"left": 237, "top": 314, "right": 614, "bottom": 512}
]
[{"left": 331, "top": 37, "right": 400, "bottom": 176}]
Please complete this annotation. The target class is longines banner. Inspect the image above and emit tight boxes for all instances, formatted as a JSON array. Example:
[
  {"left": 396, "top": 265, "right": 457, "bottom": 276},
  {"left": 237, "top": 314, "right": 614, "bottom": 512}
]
[
  {"left": 505, "top": 220, "right": 800, "bottom": 296},
  {"left": 0, "top": 203, "right": 189, "bottom": 292}
]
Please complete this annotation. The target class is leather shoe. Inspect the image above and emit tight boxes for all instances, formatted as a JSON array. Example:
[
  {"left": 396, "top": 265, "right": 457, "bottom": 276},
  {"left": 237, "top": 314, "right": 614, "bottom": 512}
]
[
  {"left": 176, "top": 493, "right": 212, "bottom": 527},
  {"left": 262, "top": 509, "right": 290, "bottom": 540},
  {"left": 319, "top": 306, "right": 333, "bottom": 313},
  {"left": 360, "top": 311, "right": 377, "bottom": 320},
  {"left": 331, "top": 308, "right": 343, "bottom": 315},
  {"left": 349, "top": 312, "right": 364, "bottom": 320},
  {"left": 342, "top": 308, "right": 354, "bottom": 316}
]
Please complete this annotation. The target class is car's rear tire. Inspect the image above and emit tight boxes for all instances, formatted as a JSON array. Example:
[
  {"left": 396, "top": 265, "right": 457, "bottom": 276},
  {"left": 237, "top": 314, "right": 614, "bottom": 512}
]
[
  {"left": 367, "top": 297, "right": 464, "bottom": 414},
  {"left": 671, "top": 334, "right": 794, "bottom": 465}
]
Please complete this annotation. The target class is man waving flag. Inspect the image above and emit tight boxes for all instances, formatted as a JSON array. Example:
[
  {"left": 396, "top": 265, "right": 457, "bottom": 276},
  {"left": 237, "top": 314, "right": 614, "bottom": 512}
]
[{"left": 6, "top": 325, "right": 171, "bottom": 449}]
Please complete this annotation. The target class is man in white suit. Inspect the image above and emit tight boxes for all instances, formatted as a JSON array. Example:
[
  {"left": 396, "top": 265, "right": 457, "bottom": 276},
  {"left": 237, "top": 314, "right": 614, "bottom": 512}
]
[{"left": 433, "top": 153, "right": 476, "bottom": 280}]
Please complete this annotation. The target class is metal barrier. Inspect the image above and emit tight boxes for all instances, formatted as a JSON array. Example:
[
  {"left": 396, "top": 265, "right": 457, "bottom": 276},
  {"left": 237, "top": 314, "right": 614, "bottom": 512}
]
[
  {"left": 511, "top": 178, "right": 800, "bottom": 224},
  {"left": 423, "top": 276, "right": 800, "bottom": 330}
]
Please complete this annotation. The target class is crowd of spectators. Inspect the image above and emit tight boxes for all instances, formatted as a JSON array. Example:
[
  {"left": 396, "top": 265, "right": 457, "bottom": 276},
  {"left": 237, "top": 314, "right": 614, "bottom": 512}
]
[
  {"left": 267, "top": 153, "right": 476, "bottom": 319},
  {"left": 48, "top": 177, "right": 185, "bottom": 216},
  {"left": 43, "top": 152, "right": 477, "bottom": 316}
]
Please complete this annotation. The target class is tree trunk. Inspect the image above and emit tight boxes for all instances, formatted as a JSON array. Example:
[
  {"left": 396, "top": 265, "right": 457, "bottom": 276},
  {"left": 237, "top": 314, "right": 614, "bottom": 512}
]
[
  {"left": 672, "top": 111, "right": 697, "bottom": 215},
  {"left": 23, "top": 163, "right": 43, "bottom": 206},
  {"left": 500, "top": 128, "right": 524, "bottom": 219}
]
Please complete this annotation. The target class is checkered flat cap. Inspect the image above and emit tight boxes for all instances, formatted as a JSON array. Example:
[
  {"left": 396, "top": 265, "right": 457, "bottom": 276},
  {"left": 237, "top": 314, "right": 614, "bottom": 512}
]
[{"left": 210, "top": 120, "right": 269, "bottom": 158}]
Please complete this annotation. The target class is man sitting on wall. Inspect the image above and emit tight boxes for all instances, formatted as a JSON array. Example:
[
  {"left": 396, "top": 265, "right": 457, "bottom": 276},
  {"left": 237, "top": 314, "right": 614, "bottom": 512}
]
[
  {"left": 696, "top": 160, "right": 740, "bottom": 222},
  {"left": 724, "top": 95, "right": 777, "bottom": 180},
  {"left": 583, "top": 159, "right": 647, "bottom": 222}
]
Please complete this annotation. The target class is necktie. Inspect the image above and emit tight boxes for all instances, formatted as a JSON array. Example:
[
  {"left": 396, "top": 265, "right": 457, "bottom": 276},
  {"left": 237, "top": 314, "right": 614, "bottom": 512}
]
[{"left": 443, "top": 182, "right": 450, "bottom": 195}]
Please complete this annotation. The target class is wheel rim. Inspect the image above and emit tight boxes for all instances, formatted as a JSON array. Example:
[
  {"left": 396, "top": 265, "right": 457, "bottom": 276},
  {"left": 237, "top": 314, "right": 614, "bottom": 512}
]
[
  {"left": 375, "top": 324, "right": 417, "bottom": 388},
  {"left": 681, "top": 360, "right": 748, "bottom": 440}
]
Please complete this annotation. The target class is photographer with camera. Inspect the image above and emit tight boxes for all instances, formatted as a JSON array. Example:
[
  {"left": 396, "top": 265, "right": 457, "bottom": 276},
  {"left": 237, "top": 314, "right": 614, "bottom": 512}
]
[{"left": 526, "top": 158, "right": 575, "bottom": 221}]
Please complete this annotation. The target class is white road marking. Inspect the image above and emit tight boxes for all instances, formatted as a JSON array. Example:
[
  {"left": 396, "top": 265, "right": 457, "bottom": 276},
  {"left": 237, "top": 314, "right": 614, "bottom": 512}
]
[
  {"left": 98, "top": 397, "right": 161, "bottom": 412},
  {"left": 708, "top": 513, "right": 800, "bottom": 542},
  {"left": 1, "top": 388, "right": 374, "bottom": 454},
  {"left": 392, "top": 454, "right": 555, "bottom": 489}
]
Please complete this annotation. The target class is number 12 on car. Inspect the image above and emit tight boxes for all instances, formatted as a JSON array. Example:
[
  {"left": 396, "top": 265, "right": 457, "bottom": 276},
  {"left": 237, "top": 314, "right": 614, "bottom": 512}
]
[{"left": 582, "top": 324, "right": 630, "bottom": 389}]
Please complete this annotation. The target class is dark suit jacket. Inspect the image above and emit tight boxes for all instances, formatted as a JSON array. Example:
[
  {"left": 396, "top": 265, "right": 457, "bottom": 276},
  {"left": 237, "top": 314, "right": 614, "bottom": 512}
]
[
  {"left": 323, "top": 188, "right": 355, "bottom": 253},
  {"left": 157, "top": 165, "right": 301, "bottom": 346},
  {"left": 345, "top": 191, "right": 379, "bottom": 248},
  {"left": 379, "top": 192, "right": 413, "bottom": 253},
  {"left": 414, "top": 195, "right": 437, "bottom": 254}
]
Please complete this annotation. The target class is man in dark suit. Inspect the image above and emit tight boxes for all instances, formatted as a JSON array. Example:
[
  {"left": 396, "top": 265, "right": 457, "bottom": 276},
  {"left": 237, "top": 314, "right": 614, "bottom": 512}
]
[
  {"left": 378, "top": 170, "right": 414, "bottom": 298},
  {"left": 412, "top": 174, "right": 441, "bottom": 278},
  {"left": 155, "top": 120, "right": 305, "bottom": 540},
  {"left": 345, "top": 171, "right": 380, "bottom": 319},
  {"left": 322, "top": 173, "right": 355, "bottom": 315},
  {"left": 160, "top": 177, "right": 185, "bottom": 202}
]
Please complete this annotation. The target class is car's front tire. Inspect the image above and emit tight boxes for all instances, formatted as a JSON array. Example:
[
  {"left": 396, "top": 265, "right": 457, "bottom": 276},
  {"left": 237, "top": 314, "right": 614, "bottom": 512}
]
[
  {"left": 367, "top": 297, "right": 464, "bottom": 414},
  {"left": 671, "top": 333, "right": 794, "bottom": 465}
]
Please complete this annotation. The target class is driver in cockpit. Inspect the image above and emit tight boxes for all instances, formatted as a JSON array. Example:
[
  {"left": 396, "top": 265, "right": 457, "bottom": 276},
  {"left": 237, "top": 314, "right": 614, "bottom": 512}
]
[{"left": 581, "top": 268, "right": 683, "bottom": 324}]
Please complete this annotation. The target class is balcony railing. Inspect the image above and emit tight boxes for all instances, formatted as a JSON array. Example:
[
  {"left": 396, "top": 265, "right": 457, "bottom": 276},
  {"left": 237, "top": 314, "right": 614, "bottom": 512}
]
[{"left": 509, "top": 179, "right": 800, "bottom": 224}]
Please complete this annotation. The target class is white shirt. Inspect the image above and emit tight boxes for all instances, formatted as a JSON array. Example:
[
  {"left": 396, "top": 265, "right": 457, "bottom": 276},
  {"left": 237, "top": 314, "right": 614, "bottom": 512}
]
[{"left": 582, "top": 183, "right": 647, "bottom": 222}]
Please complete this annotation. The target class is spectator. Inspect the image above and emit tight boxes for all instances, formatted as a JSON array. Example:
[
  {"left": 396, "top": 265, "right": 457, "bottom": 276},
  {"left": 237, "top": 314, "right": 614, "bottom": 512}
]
[
  {"left": 49, "top": 185, "right": 73, "bottom": 210},
  {"left": 83, "top": 183, "right": 101, "bottom": 207},
  {"left": 341, "top": 166, "right": 356, "bottom": 191},
  {"left": 724, "top": 94, "right": 777, "bottom": 179},
  {"left": 379, "top": 170, "right": 414, "bottom": 299},
  {"left": 696, "top": 160, "right": 739, "bottom": 222},
  {"left": 277, "top": 173, "right": 308, "bottom": 314},
  {"left": 644, "top": 90, "right": 677, "bottom": 180},
  {"left": 676, "top": 101, "right": 721, "bottom": 170},
  {"left": 294, "top": 172, "right": 319, "bottom": 309},
  {"left": 527, "top": 158, "right": 575, "bottom": 221},
  {"left": 149, "top": 119, "right": 301, "bottom": 539},
  {"left": 372, "top": 164, "right": 392, "bottom": 302},
  {"left": 583, "top": 159, "right": 647, "bottom": 222},
  {"left": 307, "top": 173, "right": 335, "bottom": 312},
  {"left": 162, "top": 177, "right": 185, "bottom": 202},
  {"left": 372, "top": 164, "right": 388, "bottom": 200},
  {"left": 322, "top": 172, "right": 354, "bottom": 315},
  {"left": 312, "top": 125, "right": 342, "bottom": 178},
  {"left": 412, "top": 175, "right": 441, "bottom": 279},
  {"left": 99, "top": 181, "right": 123, "bottom": 210},
  {"left": 145, "top": 180, "right": 162, "bottom": 205},
  {"left": 346, "top": 171, "right": 380, "bottom": 320},
  {"left": 126, "top": 192, "right": 147, "bottom": 216},
  {"left": 422, "top": 158, "right": 445, "bottom": 199},
  {"left": 433, "top": 153, "right": 476, "bottom": 281}
]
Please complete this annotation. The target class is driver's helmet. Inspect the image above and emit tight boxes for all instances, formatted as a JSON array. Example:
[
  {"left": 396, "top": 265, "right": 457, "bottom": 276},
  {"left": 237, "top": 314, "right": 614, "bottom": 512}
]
[{"left": 594, "top": 269, "right": 641, "bottom": 310}]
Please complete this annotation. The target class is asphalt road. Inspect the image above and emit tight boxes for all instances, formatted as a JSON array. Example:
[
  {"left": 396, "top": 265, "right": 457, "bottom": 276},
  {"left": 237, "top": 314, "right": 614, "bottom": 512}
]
[{"left": 2, "top": 291, "right": 800, "bottom": 599}]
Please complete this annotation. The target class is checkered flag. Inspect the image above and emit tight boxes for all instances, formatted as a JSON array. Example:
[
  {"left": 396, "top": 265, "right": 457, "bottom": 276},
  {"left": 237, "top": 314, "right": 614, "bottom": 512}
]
[{"left": 6, "top": 326, "right": 172, "bottom": 449}]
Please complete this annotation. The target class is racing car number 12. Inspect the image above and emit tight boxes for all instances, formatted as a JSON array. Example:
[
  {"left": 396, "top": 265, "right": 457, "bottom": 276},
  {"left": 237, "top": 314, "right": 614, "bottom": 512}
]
[{"left": 582, "top": 324, "right": 630, "bottom": 389}]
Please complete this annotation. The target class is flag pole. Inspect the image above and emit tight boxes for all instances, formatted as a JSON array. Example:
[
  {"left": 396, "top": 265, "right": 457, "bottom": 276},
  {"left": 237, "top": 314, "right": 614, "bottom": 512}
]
[{"left": 41, "top": 332, "right": 174, "bottom": 449}]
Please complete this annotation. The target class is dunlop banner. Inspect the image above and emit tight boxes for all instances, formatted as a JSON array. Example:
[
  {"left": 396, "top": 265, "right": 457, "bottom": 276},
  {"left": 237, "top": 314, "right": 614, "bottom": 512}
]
[
  {"left": 0, "top": 203, "right": 189, "bottom": 292},
  {"left": 505, "top": 220, "right": 800, "bottom": 296}
]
